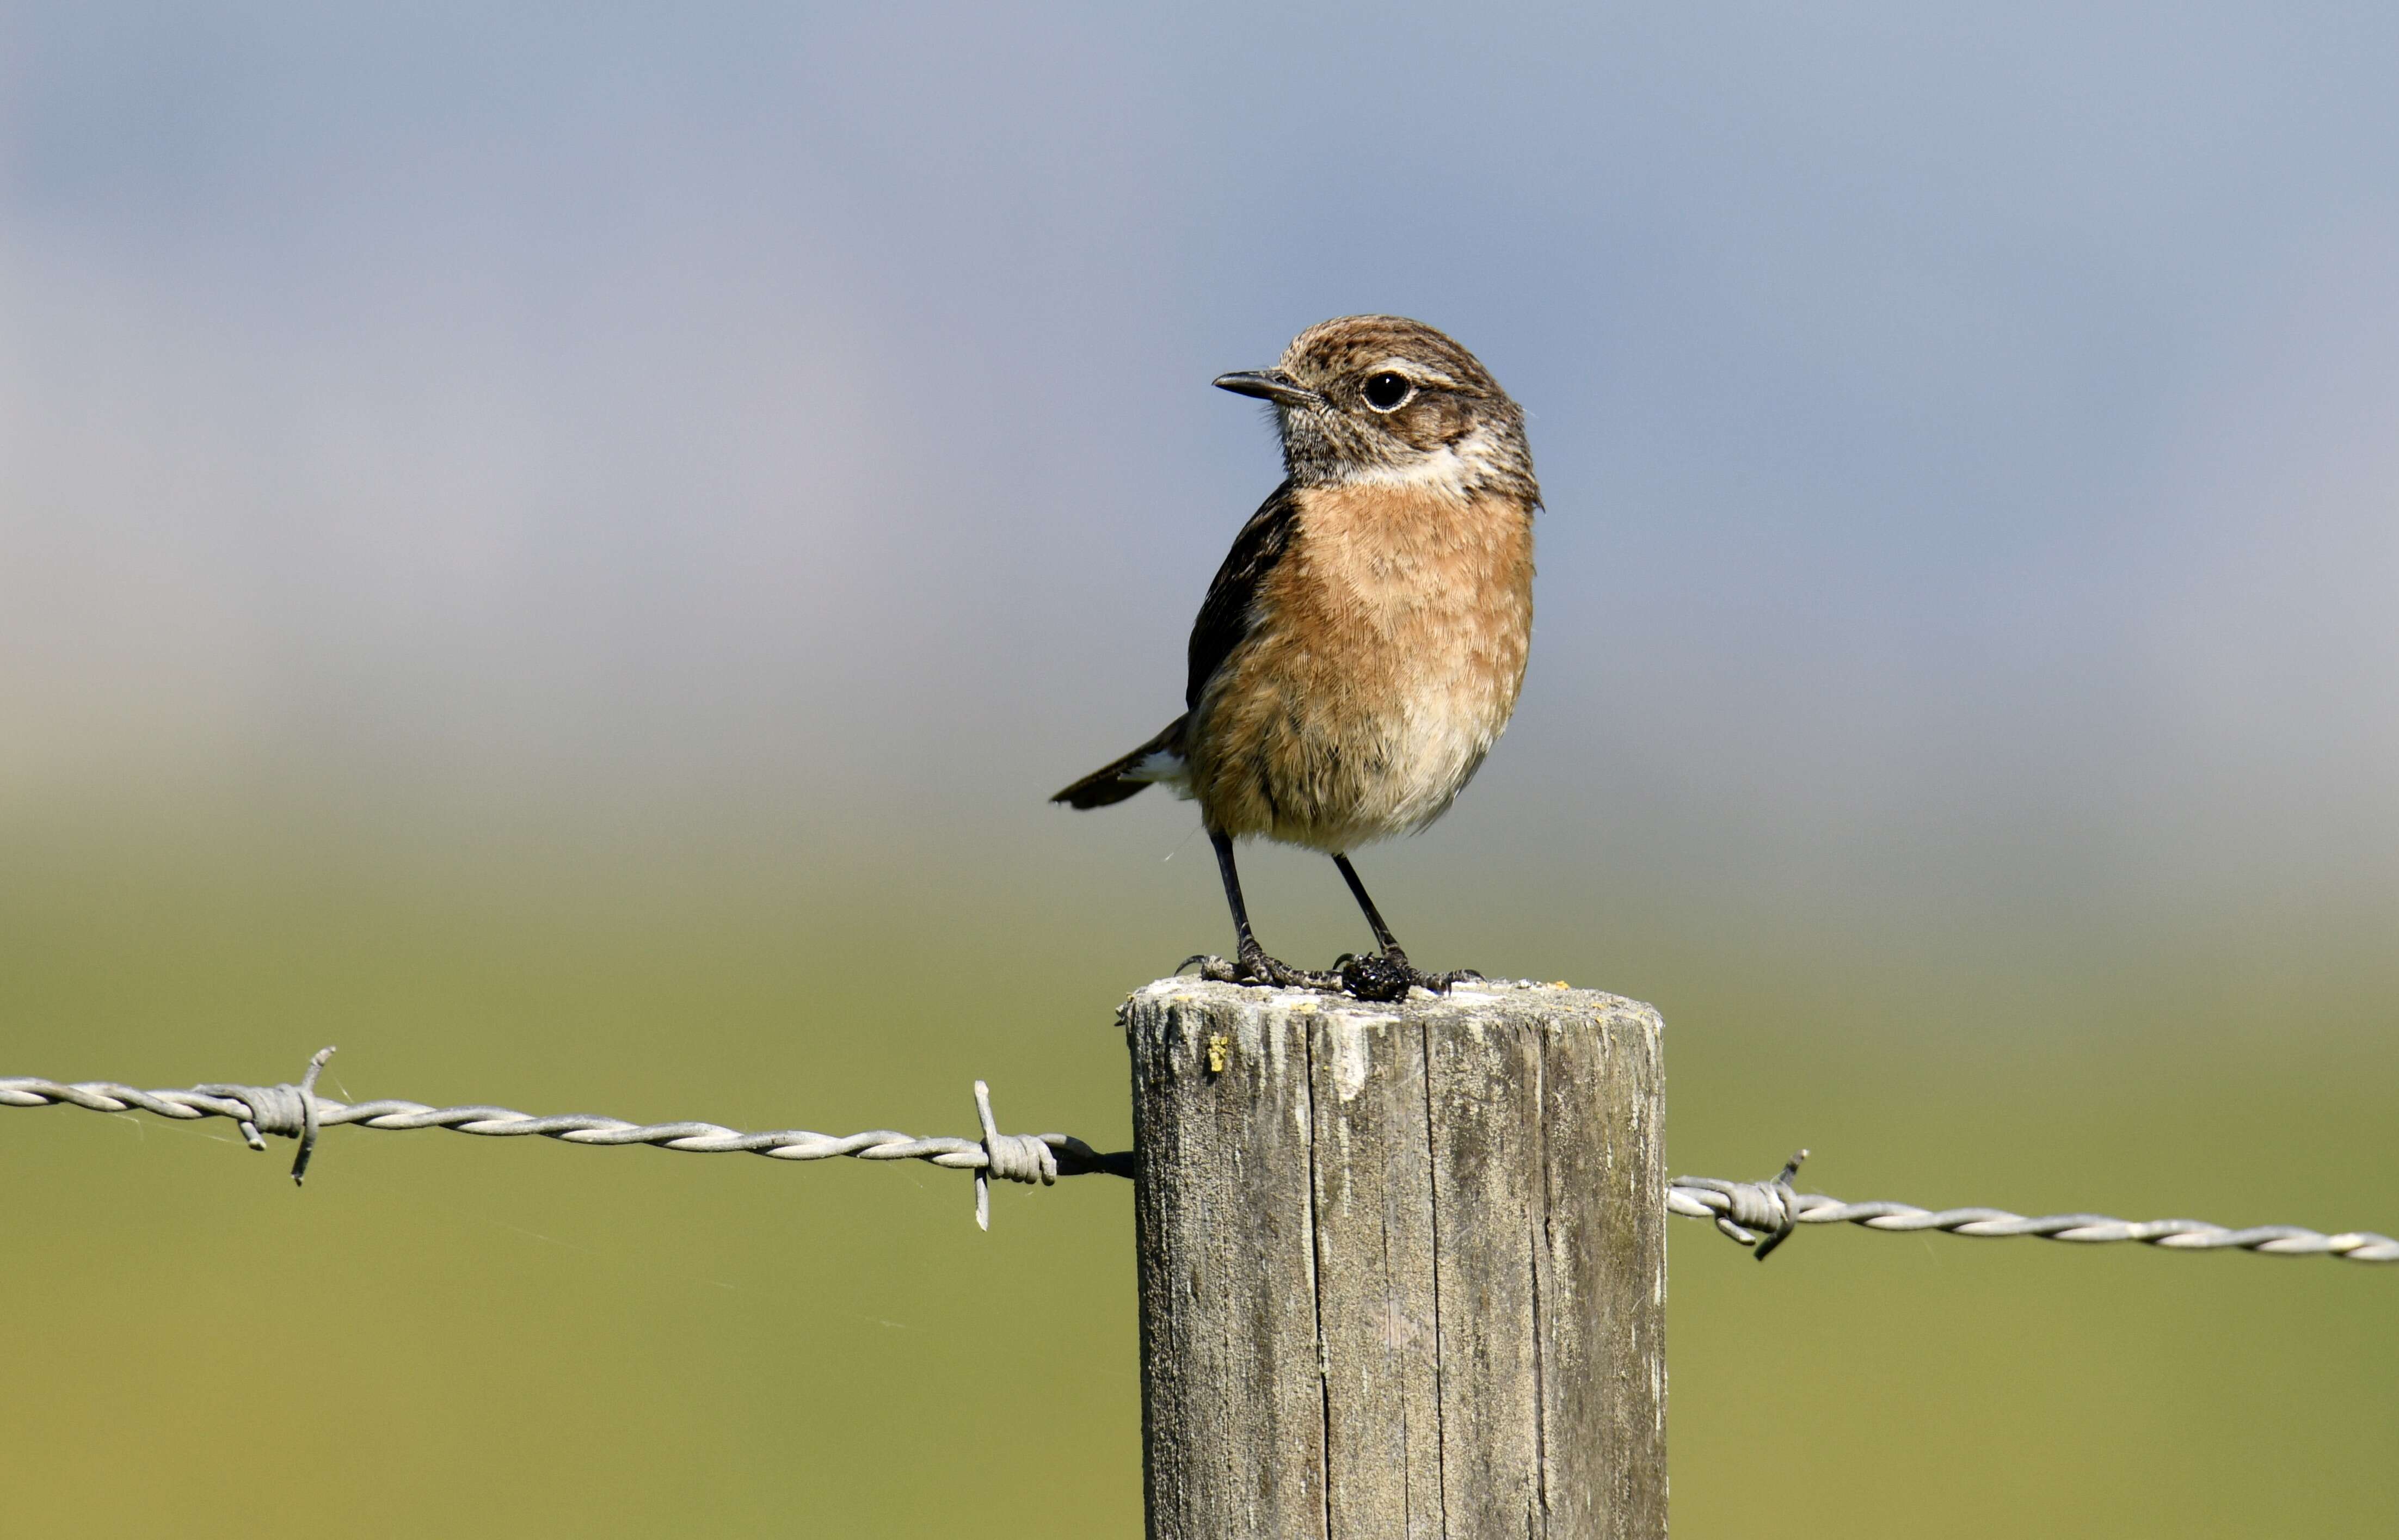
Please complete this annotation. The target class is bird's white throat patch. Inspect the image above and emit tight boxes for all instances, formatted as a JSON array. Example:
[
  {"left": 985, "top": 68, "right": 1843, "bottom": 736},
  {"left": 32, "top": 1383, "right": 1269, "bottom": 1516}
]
[{"left": 1335, "top": 423, "right": 1509, "bottom": 502}]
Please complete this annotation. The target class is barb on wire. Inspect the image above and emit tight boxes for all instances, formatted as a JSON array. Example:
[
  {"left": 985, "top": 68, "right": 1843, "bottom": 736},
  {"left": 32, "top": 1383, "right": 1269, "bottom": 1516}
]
[
  {"left": 197, "top": 1044, "right": 335, "bottom": 1185},
  {"left": 1, "top": 1056, "right": 1134, "bottom": 1229},
  {"left": 1670, "top": 1157, "right": 2399, "bottom": 1265}
]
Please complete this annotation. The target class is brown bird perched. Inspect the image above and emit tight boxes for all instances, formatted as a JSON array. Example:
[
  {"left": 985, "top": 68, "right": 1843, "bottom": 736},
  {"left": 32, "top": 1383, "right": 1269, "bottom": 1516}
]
[{"left": 1053, "top": 315, "right": 1538, "bottom": 1001}]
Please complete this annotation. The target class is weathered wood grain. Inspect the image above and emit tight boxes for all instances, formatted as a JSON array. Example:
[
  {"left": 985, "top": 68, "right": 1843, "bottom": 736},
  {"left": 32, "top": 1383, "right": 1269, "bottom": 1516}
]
[{"left": 1125, "top": 978, "right": 1666, "bottom": 1540}]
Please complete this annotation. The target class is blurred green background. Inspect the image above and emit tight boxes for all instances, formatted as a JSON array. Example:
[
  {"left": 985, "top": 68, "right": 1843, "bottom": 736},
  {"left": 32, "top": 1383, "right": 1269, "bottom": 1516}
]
[{"left": 5, "top": 4, "right": 2396, "bottom": 1535}]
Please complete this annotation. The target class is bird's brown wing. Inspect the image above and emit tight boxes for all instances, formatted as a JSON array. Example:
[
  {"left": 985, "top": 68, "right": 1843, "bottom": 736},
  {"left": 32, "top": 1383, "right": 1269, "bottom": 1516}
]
[{"left": 1185, "top": 479, "right": 1299, "bottom": 712}]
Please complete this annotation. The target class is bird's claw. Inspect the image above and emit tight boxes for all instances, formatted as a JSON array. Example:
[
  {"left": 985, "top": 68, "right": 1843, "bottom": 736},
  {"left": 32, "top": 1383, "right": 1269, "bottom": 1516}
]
[
  {"left": 1181, "top": 950, "right": 1345, "bottom": 991},
  {"left": 1336, "top": 951, "right": 1480, "bottom": 1002}
]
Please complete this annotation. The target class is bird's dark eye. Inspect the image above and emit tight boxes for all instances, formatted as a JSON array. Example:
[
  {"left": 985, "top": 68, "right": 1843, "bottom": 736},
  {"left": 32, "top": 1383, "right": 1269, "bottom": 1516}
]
[{"left": 1363, "top": 372, "right": 1413, "bottom": 412}]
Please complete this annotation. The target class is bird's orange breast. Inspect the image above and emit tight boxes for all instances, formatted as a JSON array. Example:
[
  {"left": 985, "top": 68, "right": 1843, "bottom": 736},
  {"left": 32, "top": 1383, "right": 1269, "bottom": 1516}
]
[{"left": 1188, "top": 483, "right": 1535, "bottom": 851}]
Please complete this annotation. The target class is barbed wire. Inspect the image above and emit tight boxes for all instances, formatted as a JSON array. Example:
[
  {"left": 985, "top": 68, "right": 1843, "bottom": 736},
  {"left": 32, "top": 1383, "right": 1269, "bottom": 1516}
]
[
  {"left": 5, "top": 1054, "right": 2391, "bottom": 1261},
  {"left": 1670, "top": 1149, "right": 2399, "bottom": 1264},
  {"left": 0, "top": 1048, "right": 1131, "bottom": 1230}
]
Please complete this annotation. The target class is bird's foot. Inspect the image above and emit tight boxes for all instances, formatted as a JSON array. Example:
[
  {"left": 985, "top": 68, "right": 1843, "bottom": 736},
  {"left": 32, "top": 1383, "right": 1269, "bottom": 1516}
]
[
  {"left": 1178, "top": 947, "right": 1480, "bottom": 1001},
  {"left": 1180, "top": 945, "right": 1346, "bottom": 992},
  {"left": 1334, "top": 948, "right": 1482, "bottom": 1003}
]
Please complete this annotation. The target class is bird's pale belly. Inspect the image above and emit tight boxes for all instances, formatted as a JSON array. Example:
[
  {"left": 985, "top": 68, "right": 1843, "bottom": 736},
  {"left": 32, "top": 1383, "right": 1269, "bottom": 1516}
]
[{"left": 1190, "top": 638, "right": 1522, "bottom": 852}]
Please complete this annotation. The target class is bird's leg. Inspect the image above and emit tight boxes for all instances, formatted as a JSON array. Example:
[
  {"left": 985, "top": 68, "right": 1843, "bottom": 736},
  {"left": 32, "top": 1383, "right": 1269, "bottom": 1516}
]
[
  {"left": 1333, "top": 852, "right": 1405, "bottom": 953},
  {"left": 1330, "top": 854, "right": 1481, "bottom": 1001},
  {"left": 1183, "top": 831, "right": 1344, "bottom": 990}
]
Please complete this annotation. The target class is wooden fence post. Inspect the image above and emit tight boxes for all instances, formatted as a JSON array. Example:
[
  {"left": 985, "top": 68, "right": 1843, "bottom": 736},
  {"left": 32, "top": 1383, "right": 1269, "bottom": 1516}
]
[{"left": 1124, "top": 977, "right": 1667, "bottom": 1540}]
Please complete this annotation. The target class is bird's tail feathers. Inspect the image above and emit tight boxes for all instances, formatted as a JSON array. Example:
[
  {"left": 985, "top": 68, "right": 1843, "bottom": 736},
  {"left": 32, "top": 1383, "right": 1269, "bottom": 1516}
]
[{"left": 1051, "top": 717, "right": 1189, "bottom": 810}]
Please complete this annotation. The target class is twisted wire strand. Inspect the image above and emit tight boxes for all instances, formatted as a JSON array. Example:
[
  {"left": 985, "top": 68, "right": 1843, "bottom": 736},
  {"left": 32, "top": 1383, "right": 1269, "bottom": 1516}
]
[
  {"left": 6, "top": 1063, "right": 2390, "bottom": 1261},
  {"left": 0, "top": 1058, "right": 1131, "bottom": 1229},
  {"left": 1669, "top": 1168, "right": 2399, "bottom": 1264}
]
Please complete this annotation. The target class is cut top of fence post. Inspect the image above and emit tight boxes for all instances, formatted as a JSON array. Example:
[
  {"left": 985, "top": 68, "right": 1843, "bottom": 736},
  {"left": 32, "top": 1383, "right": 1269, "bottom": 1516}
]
[{"left": 1122, "top": 976, "right": 1668, "bottom": 1540}]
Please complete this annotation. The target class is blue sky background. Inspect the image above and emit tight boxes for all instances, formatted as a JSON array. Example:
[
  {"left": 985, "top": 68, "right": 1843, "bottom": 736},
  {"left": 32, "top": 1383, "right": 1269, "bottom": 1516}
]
[{"left": 7, "top": 4, "right": 2397, "bottom": 929}]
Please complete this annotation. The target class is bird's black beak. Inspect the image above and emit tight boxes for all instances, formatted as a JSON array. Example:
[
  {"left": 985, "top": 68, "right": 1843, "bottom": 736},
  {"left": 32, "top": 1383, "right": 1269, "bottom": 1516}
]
[{"left": 1214, "top": 369, "right": 1320, "bottom": 408}]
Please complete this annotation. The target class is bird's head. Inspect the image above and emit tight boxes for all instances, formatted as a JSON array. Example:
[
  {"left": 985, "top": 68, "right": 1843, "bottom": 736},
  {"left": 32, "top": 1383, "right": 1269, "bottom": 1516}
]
[{"left": 1214, "top": 315, "right": 1536, "bottom": 504}]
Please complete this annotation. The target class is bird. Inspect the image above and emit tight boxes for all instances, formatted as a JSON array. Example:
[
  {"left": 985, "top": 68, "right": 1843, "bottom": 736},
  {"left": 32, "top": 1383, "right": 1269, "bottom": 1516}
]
[{"left": 1052, "top": 315, "right": 1539, "bottom": 1001}]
